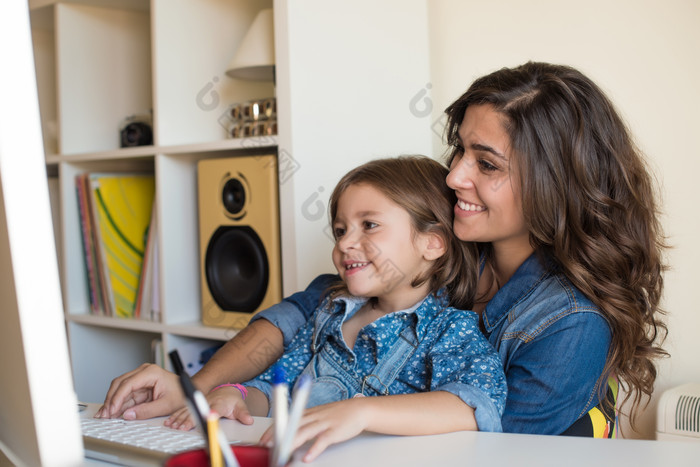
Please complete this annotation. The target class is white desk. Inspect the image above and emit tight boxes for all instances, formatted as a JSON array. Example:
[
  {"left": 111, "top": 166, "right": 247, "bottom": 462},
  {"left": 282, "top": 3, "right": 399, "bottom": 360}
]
[
  {"left": 305, "top": 429, "right": 700, "bottom": 467},
  {"left": 82, "top": 404, "right": 700, "bottom": 466}
]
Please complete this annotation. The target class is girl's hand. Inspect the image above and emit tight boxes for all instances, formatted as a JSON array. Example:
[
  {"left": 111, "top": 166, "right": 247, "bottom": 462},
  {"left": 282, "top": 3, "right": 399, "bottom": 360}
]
[
  {"left": 261, "top": 398, "right": 369, "bottom": 463},
  {"left": 164, "top": 405, "right": 195, "bottom": 431},
  {"left": 164, "top": 386, "right": 254, "bottom": 431}
]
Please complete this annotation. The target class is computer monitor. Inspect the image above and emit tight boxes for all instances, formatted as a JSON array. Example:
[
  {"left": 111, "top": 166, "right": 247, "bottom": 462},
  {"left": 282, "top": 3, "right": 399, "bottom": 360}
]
[{"left": 0, "top": 2, "right": 84, "bottom": 465}]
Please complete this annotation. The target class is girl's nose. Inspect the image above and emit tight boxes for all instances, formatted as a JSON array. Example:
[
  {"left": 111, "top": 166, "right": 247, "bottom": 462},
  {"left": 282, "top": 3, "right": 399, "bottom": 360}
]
[{"left": 337, "top": 227, "right": 359, "bottom": 252}]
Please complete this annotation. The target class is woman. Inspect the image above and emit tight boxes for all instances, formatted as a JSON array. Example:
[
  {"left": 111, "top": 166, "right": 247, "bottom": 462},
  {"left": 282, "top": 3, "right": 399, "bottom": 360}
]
[
  {"left": 438, "top": 62, "right": 667, "bottom": 434},
  {"left": 98, "top": 62, "right": 667, "bottom": 436}
]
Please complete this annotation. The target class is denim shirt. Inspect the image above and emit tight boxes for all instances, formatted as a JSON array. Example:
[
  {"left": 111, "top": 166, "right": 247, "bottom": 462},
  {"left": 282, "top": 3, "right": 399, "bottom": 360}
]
[
  {"left": 247, "top": 292, "right": 507, "bottom": 432},
  {"left": 254, "top": 253, "right": 612, "bottom": 435}
]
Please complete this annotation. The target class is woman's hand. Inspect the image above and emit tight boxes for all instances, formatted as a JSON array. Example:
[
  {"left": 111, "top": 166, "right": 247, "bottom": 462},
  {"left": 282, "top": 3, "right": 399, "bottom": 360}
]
[
  {"left": 261, "top": 398, "right": 369, "bottom": 463},
  {"left": 164, "top": 386, "right": 255, "bottom": 431},
  {"left": 95, "top": 363, "right": 183, "bottom": 420}
]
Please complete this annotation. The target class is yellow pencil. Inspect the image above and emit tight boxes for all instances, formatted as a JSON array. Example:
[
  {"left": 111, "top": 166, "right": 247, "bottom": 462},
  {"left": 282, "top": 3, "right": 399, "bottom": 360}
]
[{"left": 207, "top": 412, "right": 223, "bottom": 467}]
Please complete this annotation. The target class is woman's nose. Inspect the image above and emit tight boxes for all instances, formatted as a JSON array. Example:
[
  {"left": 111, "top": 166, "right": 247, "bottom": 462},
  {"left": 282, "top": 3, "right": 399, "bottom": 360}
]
[{"left": 446, "top": 159, "right": 475, "bottom": 190}]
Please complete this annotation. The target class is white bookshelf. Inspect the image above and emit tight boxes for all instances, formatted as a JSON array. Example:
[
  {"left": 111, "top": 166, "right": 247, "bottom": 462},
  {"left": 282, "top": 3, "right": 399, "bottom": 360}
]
[{"left": 30, "top": 0, "right": 433, "bottom": 402}]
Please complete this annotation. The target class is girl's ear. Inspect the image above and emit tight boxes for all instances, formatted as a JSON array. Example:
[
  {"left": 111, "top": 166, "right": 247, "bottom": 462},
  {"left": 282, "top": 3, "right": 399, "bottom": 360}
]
[{"left": 422, "top": 232, "right": 447, "bottom": 261}]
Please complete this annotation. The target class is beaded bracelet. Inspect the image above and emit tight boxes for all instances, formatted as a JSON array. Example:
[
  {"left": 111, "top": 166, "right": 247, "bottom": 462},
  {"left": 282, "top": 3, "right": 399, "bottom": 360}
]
[{"left": 211, "top": 383, "right": 248, "bottom": 400}]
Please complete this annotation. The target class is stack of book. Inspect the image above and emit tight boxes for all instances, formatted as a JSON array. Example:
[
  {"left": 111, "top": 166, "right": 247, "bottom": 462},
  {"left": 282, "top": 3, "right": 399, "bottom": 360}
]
[{"left": 75, "top": 173, "right": 158, "bottom": 320}]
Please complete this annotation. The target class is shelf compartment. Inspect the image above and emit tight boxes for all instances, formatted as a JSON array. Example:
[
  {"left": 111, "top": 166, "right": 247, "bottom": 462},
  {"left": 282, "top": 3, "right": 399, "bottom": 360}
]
[
  {"left": 67, "top": 322, "right": 160, "bottom": 403},
  {"left": 155, "top": 149, "right": 278, "bottom": 327},
  {"left": 59, "top": 160, "right": 155, "bottom": 317},
  {"left": 151, "top": 0, "right": 274, "bottom": 147},
  {"left": 55, "top": 3, "right": 152, "bottom": 155}
]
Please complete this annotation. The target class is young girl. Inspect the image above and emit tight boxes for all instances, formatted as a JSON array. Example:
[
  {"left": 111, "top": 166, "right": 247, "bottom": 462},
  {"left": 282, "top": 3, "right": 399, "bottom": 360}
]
[{"left": 204, "top": 156, "right": 506, "bottom": 461}]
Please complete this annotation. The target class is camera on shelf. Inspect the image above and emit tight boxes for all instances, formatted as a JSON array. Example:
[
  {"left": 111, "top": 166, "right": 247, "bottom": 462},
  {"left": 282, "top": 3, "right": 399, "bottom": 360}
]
[
  {"left": 120, "top": 113, "right": 153, "bottom": 148},
  {"left": 225, "top": 98, "right": 277, "bottom": 139}
]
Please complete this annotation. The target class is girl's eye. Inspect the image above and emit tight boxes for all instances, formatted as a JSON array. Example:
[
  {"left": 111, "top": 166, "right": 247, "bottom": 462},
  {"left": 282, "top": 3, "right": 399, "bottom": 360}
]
[
  {"left": 478, "top": 159, "right": 498, "bottom": 172},
  {"left": 363, "top": 221, "right": 378, "bottom": 230},
  {"left": 333, "top": 227, "right": 346, "bottom": 239}
]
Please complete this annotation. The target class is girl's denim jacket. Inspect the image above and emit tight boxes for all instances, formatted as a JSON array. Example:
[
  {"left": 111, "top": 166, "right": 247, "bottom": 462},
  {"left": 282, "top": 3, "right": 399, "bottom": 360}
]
[
  {"left": 247, "top": 292, "right": 507, "bottom": 432},
  {"left": 254, "top": 253, "right": 612, "bottom": 435}
]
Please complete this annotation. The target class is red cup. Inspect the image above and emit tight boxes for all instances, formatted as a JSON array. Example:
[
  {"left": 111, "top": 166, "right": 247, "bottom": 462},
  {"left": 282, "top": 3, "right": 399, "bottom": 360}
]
[{"left": 165, "top": 445, "right": 270, "bottom": 467}]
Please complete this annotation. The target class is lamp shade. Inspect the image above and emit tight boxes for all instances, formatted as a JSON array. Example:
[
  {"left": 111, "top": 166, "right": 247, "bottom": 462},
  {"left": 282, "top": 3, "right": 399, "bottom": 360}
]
[{"left": 226, "top": 9, "right": 275, "bottom": 81}]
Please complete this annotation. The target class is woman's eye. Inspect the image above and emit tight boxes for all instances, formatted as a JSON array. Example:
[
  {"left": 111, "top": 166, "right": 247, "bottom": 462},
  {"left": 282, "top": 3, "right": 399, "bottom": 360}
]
[
  {"left": 449, "top": 142, "right": 464, "bottom": 164},
  {"left": 478, "top": 159, "right": 498, "bottom": 172}
]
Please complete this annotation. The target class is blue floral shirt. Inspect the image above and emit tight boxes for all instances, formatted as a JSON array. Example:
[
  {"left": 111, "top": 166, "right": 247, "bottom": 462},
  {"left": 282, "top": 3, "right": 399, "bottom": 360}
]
[
  {"left": 246, "top": 291, "right": 507, "bottom": 432},
  {"left": 256, "top": 253, "right": 613, "bottom": 435}
]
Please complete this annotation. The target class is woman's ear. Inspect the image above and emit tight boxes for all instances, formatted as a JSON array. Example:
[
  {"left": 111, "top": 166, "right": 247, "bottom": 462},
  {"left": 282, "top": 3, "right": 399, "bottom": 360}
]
[{"left": 422, "top": 232, "right": 447, "bottom": 261}]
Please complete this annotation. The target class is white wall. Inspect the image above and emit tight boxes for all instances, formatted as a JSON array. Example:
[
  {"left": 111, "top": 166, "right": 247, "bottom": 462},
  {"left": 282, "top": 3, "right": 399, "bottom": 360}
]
[
  {"left": 427, "top": 0, "right": 700, "bottom": 439},
  {"left": 276, "top": 0, "right": 433, "bottom": 293}
]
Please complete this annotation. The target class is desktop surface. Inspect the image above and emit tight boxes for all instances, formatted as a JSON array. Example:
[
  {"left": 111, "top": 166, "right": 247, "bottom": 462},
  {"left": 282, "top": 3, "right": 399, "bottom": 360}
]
[{"left": 80, "top": 404, "right": 700, "bottom": 467}]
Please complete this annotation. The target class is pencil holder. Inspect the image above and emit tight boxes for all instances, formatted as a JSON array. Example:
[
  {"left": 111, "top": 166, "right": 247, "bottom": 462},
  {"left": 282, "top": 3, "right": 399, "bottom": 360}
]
[{"left": 165, "top": 445, "right": 270, "bottom": 467}]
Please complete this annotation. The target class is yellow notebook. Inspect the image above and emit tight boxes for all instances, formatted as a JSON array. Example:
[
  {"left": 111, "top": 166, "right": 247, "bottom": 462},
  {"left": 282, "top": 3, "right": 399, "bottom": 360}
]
[{"left": 90, "top": 174, "right": 155, "bottom": 318}]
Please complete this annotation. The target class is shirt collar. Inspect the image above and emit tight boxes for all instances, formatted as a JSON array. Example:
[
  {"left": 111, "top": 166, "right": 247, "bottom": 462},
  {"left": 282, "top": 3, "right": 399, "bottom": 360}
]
[
  {"left": 481, "top": 253, "right": 554, "bottom": 334},
  {"left": 332, "top": 290, "right": 448, "bottom": 341}
]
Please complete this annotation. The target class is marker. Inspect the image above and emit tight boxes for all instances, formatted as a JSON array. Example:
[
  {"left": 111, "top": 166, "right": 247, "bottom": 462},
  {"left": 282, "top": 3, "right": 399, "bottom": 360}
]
[
  {"left": 271, "top": 366, "right": 289, "bottom": 466},
  {"left": 274, "top": 374, "right": 312, "bottom": 467}
]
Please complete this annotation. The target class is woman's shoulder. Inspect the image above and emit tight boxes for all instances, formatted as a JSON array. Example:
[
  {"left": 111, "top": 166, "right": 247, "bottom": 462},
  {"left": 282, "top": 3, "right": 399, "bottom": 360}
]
[{"left": 503, "top": 271, "right": 610, "bottom": 341}]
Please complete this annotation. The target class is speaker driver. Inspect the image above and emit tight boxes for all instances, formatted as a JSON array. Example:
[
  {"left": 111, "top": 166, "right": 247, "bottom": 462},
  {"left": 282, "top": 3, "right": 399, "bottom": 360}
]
[
  {"left": 205, "top": 225, "right": 269, "bottom": 313},
  {"left": 222, "top": 177, "right": 246, "bottom": 216}
]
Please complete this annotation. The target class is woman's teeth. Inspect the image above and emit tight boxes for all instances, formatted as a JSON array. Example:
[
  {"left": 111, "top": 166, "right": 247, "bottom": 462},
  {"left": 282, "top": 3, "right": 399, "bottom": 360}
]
[{"left": 458, "top": 200, "right": 486, "bottom": 212}]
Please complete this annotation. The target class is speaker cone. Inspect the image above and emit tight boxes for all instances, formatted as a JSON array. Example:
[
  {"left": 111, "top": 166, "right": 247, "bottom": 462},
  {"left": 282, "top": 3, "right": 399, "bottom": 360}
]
[
  {"left": 222, "top": 178, "right": 246, "bottom": 215},
  {"left": 205, "top": 226, "right": 269, "bottom": 313}
]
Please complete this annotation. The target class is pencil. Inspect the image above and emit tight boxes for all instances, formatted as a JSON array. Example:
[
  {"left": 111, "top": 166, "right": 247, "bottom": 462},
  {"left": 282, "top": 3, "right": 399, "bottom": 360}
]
[{"left": 208, "top": 412, "right": 223, "bottom": 467}]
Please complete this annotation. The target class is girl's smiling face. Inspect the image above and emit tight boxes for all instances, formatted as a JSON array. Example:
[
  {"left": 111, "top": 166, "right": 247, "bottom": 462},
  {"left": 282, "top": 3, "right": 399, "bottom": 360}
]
[
  {"left": 445, "top": 104, "right": 530, "bottom": 255},
  {"left": 331, "top": 183, "right": 434, "bottom": 310}
]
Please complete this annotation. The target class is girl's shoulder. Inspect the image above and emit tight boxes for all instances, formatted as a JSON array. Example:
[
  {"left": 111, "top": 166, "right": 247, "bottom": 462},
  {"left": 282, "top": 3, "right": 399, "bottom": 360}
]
[{"left": 419, "top": 302, "right": 482, "bottom": 336}]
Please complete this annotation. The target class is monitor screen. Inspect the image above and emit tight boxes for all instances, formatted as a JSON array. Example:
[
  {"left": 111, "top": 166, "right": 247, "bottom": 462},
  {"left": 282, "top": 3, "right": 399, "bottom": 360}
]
[{"left": 0, "top": 2, "right": 83, "bottom": 465}]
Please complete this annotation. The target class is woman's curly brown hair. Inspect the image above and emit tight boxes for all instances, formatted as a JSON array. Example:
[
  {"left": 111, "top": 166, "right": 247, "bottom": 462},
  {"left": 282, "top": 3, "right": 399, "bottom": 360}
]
[{"left": 444, "top": 62, "right": 668, "bottom": 426}]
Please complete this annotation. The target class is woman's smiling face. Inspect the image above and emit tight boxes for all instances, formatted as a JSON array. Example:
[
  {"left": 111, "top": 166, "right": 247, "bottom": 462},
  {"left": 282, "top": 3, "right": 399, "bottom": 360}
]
[{"left": 445, "top": 104, "right": 530, "bottom": 254}]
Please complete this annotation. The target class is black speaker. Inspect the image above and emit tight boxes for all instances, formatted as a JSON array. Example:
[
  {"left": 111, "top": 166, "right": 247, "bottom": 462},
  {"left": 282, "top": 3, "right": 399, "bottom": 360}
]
[{"left": 198, "top": 155, "right": 281, "bottom": 329}]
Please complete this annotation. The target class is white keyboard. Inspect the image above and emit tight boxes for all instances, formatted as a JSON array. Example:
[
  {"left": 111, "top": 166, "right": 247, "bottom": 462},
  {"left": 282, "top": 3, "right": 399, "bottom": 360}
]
[{"left": 81, "top": 417, "right": 206, "bottom": 455}]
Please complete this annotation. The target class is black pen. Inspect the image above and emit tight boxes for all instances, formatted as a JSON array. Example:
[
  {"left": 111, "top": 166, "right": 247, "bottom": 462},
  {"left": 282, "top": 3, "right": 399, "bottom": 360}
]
[{"left": 168, "top": 350, "right": 239, "bottom": 467}]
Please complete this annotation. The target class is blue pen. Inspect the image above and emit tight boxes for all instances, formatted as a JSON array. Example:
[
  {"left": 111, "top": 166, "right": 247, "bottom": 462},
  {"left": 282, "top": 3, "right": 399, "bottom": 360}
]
[
  {"left": 274, "top": 374, "right": 312, "bottom": 467},
  {"left": 271, "top": 366, "right": 289, "bottom": 466}
]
